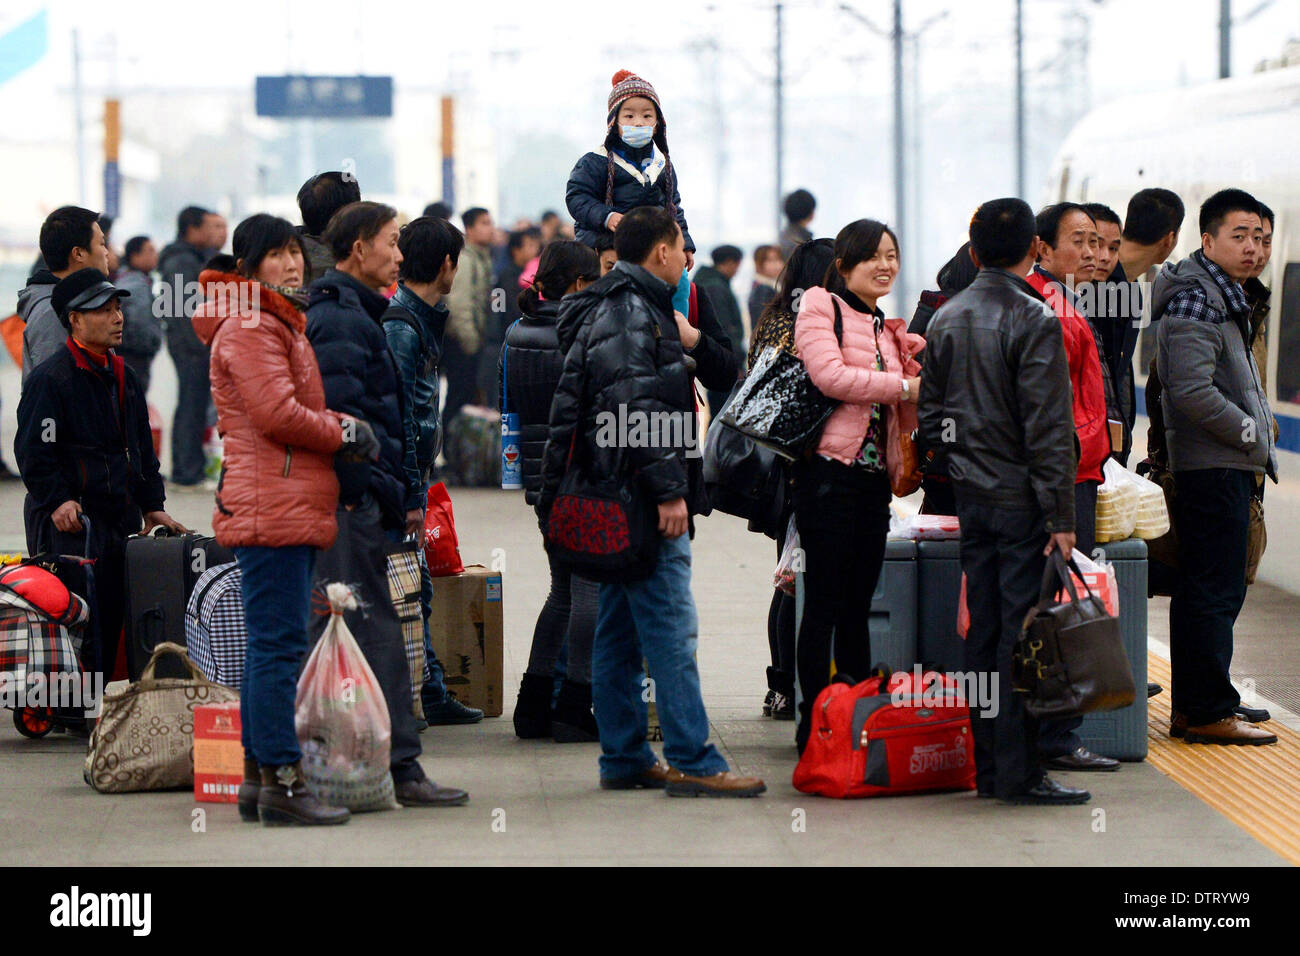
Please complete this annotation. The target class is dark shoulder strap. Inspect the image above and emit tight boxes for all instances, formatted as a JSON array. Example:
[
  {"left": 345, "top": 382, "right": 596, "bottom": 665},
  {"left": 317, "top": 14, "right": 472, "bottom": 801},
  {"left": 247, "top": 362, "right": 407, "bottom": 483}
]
[{"left": 831, "top": 297, "right": 843, "bottom": 345}]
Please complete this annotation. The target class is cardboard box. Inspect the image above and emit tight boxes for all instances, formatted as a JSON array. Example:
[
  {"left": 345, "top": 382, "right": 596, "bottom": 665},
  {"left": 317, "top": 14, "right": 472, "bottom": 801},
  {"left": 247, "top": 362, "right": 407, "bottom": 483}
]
[
  {"left": 428, "top": 566, "right": 504, "bottom": 717},
  {"left": 193, "top": 701, "right": 242, "bottom": 803}
]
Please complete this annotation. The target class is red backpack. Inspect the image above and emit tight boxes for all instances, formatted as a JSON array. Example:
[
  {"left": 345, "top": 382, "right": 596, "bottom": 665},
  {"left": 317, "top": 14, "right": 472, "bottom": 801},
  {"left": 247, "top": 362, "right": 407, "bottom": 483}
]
[{"left": 793, "top": 668, "right": 977, "bottom": 798}]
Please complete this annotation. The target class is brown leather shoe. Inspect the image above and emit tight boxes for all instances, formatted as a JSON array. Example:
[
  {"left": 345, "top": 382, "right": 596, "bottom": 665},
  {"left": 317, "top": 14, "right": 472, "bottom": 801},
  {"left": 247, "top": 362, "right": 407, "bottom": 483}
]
[
  {"left": 258, "top": 764, "right": 351, "bottom": 826},
  {"left": 600, "top": 761, "right": 671, "bottom": 790},
  {"left": 664, "top": 768, "right": 766, "bottom": 798},
  {"left": 1183, "top": 716, "right": 1277, "bottom": 746},
  {"left": 1169, "top": 712, "right": 1187, "bottom": 738},
  {"left": 237, "top": 756, "right": 260, "bottom": 822}
]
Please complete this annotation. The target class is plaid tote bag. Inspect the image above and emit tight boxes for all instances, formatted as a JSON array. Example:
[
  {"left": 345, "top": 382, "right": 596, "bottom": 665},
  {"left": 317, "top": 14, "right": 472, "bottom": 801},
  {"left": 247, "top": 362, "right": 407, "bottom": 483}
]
[{"left": 385, "top": 539, "right": 425, "bottom": 720}]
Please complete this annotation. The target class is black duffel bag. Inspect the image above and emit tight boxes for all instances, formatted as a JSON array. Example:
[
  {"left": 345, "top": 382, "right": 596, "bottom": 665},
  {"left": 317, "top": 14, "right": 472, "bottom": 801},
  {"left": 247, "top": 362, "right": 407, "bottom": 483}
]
[{"left": 1012, "top": 550, "right": 1136, "bottom": 719}]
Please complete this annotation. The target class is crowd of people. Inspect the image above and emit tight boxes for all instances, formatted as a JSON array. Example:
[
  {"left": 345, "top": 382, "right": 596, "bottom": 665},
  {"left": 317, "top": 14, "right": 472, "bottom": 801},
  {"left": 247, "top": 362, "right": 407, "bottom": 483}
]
[{"left": 9, "top": 67, "right": 1282, "bottom": 822}]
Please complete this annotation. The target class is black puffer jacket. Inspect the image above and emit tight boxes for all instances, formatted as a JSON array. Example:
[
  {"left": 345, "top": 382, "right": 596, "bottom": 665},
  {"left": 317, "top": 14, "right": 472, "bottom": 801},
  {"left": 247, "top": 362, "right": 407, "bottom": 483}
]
[
  {"left": 918, "top": 268, "right": 1077, "bottom": 533},
  {"left": 538, "top": 261, "right": 708, "bottom": 520},
  {"left": 305, "top": 269, "right": 413, "bottom": 530},
  {"left": 501, "top": 298, "right": 565, "bottom": 506},
  {"left": 565, "top": 146, "right": 695, "bottom": 253}
]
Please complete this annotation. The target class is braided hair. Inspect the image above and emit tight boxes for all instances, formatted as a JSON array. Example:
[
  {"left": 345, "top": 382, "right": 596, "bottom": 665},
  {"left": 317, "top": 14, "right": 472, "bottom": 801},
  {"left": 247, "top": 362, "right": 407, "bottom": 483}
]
[{"left": 603, "top": 106, "right": 677, "bottom": 224}]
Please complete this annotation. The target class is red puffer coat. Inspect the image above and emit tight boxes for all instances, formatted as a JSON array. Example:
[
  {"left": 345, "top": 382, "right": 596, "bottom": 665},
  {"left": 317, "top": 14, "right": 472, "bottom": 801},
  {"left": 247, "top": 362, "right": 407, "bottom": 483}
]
[
  {"left": 192, "top": 270, "right": 344, "bottom": 549},
  {"left": 1026, "top": 269, "right": 1109, "bottom": 484}
]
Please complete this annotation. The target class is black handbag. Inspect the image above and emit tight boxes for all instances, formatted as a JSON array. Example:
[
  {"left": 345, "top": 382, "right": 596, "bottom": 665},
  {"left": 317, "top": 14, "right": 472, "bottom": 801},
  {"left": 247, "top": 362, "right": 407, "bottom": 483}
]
[
  {"left": 1012, "top": 551, "right": 1136, "bottom": 719},
  {"left": 544, "top": 439, "right": 661, "bottom": 583},
  {"left": 717, "top": 300, "right": 844, "bottom": 460},
  {"left": 702, "top": 383, "right": 787, "bottom": 535}
]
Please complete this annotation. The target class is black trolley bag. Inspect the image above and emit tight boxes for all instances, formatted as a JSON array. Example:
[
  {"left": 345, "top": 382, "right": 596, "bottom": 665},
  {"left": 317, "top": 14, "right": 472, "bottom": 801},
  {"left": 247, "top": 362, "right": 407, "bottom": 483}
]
[{"left": 124, "top": 527, "right": 234, "bottom": 679}]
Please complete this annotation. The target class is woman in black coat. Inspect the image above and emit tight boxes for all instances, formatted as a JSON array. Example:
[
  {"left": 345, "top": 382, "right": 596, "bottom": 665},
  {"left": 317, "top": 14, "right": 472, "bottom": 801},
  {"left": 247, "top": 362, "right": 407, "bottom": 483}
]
[{"left": 500, "top": 240, "right": 603, "bottom": 742}]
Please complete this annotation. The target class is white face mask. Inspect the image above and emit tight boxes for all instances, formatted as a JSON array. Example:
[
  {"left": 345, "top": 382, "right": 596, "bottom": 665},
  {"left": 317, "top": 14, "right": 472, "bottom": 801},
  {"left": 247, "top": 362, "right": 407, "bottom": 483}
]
[{"left": 620, "top": 124, "right": 654, "bottom": 149}]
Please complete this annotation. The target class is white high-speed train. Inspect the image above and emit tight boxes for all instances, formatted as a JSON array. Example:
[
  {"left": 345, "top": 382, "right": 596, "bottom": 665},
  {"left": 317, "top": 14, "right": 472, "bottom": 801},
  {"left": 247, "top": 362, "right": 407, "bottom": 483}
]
[{"left": 1047, "top": 63, "right": 1300, "bottom": 454}]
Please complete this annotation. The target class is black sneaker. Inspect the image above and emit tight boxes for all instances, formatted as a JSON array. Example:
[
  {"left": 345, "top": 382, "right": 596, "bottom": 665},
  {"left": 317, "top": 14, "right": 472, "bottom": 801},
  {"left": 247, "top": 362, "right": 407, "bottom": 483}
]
[
  {"left": 423, "top": 694, "right": 484, "bottom": 725},
  {"left": 770, "top": 692, "right": 795, "bottom": 721},
  {"left": 762, "top": 690, "right": 775, "bottom": 717}
]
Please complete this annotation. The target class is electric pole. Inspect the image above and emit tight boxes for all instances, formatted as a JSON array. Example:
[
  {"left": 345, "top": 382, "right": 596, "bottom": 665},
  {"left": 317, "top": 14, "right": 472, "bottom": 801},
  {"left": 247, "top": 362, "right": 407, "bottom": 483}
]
[
  {"left": 775, "top": 1, "right": 785, "bottom": 240},
  {"left": 892, "top": 0, "right": 906, "bottom": 309},
  {"left": 1219, "top": 0, "right": 1231, "bottom": 78},
  {"left": 1015, "top": 0, "right": 1025, "bottom": 199}
]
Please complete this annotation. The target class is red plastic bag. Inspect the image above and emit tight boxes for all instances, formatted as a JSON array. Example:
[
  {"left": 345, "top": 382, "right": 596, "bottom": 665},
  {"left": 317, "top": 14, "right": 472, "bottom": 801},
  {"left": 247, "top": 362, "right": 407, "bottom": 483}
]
[{"left": 423, "top": 482, "right": 465, "bottom": 576}]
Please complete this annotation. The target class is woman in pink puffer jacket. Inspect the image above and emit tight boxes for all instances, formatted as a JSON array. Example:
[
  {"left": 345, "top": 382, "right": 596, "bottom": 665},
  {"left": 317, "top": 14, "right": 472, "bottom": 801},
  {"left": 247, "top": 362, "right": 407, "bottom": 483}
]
[{"left": 790, "top": 218, "right": 924, "bottom": 754}]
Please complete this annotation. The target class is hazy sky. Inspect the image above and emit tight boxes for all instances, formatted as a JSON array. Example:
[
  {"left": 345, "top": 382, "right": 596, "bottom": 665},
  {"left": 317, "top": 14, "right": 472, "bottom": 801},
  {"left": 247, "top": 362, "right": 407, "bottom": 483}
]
[{"left": 2, "top": 0, "right": 1297, "bottom": 302}]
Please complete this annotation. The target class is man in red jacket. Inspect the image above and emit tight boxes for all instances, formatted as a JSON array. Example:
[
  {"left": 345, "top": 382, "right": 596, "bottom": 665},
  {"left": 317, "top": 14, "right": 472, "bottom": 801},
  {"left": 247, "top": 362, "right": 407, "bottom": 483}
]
[{"left": 1027, "top": 202, "right": 1119, "bottom": 773}]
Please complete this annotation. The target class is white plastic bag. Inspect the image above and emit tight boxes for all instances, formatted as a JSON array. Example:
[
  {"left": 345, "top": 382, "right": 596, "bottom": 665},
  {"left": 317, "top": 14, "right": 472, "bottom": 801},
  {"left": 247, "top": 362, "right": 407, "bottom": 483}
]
[
  {"left": 774, "top": 515, "right": 800, "bottom": 595},
  {"left": 1095, "top": 458, "right": 1138, "bottom": 543},
  {"left": 1130, "top": 470, "right": 1171, "bottom": 539},
  {"left": 295, "top": 583, "right": 399, "bottom": 812},
  {"left": 889, "top": 513, "right": 961, "bottom": 540}
]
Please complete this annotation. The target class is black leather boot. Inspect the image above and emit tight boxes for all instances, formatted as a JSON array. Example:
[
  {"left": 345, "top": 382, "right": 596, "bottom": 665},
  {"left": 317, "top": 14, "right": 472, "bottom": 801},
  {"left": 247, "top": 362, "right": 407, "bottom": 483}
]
[
  {"left": 513, "top": 673, "right": 555, "bottom": 739},
  {"left": 257, "top": 763, "right": 351, "bottom": 827},
  {"left": 552, "top": 679, "right": 599, "bottom": 743},
  {"left": 237, "top": 756, "right": 260, "bottom": 823}
]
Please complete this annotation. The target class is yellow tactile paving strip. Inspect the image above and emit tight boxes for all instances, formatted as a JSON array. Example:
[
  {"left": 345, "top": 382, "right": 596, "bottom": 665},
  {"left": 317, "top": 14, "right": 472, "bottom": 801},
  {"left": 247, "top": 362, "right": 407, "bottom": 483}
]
[{"left": 1146, "top": 652, "right": 1300, "bottom": 865}]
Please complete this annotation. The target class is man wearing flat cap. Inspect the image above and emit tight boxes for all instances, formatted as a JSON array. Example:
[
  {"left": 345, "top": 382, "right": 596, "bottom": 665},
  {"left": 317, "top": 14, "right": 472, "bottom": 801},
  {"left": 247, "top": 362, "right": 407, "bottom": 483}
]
[{"left": 15, "top": 268, "right": 187, "bottom": 693}]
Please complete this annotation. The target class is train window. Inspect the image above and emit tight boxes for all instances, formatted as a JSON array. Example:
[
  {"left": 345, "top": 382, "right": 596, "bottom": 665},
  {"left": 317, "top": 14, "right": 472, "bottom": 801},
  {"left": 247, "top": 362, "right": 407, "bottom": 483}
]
[{"left": 1277, "top": 264, "right": 1300, "bottom": 406}]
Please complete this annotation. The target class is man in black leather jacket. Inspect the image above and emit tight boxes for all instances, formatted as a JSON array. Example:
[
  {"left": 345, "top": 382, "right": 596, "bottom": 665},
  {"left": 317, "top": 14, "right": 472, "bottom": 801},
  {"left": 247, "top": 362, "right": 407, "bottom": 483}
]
[
  {"left": 537, "top": 206, "right": 764, "bottom": 798},
  {"left": 919, "top": 198, "right": 1087, "bottom": 807}
]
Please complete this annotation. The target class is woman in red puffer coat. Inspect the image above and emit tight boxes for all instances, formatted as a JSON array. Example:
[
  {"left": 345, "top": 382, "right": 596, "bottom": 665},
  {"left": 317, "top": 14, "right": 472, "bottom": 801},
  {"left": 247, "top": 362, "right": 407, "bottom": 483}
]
[{"left": 192, "top": 213, "right": 375, "bottom": 827}]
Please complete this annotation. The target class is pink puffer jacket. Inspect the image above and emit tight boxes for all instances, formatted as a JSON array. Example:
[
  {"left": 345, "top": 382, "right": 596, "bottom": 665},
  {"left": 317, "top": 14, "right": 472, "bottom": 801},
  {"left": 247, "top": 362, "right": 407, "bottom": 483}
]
[
  {"left": 192, "top": 270, "right": 344, "bottom": 550},
  {"left": 794, "top": 286, "right": 925, "bottom": 488}
]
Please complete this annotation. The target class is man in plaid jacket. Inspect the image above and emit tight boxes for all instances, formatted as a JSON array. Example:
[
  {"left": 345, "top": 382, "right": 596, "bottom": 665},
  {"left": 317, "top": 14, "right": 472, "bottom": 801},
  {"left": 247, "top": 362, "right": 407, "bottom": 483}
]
[{"left": 1152, "top": 188, "right": 1277, "bottom": 747}]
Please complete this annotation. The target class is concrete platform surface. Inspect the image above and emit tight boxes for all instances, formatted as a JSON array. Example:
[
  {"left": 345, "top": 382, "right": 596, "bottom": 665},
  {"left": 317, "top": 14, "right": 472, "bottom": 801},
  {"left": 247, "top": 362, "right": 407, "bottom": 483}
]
[{"left": 0, "top": 484, "right": 1290, "bottom": 866}]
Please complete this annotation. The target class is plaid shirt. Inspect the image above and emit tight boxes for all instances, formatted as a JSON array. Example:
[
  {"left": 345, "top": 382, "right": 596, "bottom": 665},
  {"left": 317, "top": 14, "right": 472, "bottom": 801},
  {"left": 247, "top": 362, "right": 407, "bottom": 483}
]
[{"left": 1162, "top": 250, "right": 1250, "bottom": 324}]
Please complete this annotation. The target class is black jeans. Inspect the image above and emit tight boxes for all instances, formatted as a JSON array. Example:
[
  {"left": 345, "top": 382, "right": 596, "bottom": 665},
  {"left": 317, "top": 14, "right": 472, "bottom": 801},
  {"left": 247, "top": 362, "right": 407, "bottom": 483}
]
[
  {"left": 955, "top": 497, "right": 1046, "bottom": 799},
  {"left": 1170, "top": 468, "right": 1251, "bottom": 725},
  {"left": 168, "top": 344, "right": 210, "bottom": 484},
  {"left": 310, "top": 497, "right": 425, "bottom": 784},
  {"left": 525, "top": 546, "right": 598, "bottom": 683},
  {"left": 792, "top": 456, "right": 891, "bottom": 752},
  {"left": 1038, "top": 478, "right": 1099, "bottom": 758},
  {"left": 440, "top": 334, "right": 480, "bottom": 428}
]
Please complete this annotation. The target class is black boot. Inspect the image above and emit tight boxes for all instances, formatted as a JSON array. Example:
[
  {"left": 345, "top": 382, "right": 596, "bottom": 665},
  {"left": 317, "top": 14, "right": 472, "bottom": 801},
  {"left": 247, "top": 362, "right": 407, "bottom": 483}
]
[
  {"left": 513, "top": 673, "right": 555, "bottom": 739},
  {"left": 257, "top": 763, "right": 350, "bottom": 827},
  {"left": 237, "top": 756, "right": 260, "bottom": 823},
  {"left": 552, "top": 679, "right": 599, "bottom": 743}
]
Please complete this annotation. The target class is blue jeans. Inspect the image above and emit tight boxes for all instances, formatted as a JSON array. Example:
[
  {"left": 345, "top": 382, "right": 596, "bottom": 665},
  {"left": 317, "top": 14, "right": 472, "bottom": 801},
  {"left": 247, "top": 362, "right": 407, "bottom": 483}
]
[
  {"left": 234, "top": 545, "right": 317, "bottom": 766},
  {"left": 383, "top": 529, "right": 447, "bottom": 704},
  {"left": 592, "top": 533, "right": 729, "bottom": 779}
]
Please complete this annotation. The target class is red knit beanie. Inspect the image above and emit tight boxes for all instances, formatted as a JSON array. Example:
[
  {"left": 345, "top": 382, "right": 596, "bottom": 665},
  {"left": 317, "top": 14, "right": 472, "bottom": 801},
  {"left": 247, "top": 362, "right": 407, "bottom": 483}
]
[{"left": 607, "top": 70, "right": 664, "bottom": 126}]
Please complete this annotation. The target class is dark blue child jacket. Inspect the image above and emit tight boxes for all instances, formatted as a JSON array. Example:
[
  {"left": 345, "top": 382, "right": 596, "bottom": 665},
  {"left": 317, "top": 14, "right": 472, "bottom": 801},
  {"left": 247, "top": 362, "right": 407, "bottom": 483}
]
[{"left": 565, "top": 146, "right": 695, "bottom": 253}]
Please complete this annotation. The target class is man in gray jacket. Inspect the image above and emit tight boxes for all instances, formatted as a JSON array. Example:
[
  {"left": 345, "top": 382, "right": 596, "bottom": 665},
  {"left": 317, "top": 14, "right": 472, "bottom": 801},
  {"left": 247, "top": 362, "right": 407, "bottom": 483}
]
[
  {"left": 19, "top": 206, "right": 110, "bottom": 381},
  {"left": 114, "top": 235, "right": 162, "bottom": 393},
  {"left": 1153, "top": 188, "right": 1277, "bottom": 746}
]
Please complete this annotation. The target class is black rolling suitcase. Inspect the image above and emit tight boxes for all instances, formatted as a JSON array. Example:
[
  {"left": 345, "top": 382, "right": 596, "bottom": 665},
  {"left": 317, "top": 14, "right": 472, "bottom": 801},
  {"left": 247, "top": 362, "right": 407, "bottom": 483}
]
[{"left": 124, "top": 529, "right": 234, "bottom": 679}]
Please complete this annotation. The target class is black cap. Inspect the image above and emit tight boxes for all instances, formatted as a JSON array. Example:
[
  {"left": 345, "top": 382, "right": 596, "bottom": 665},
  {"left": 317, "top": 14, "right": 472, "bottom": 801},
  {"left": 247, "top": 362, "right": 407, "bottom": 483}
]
[{"left": 51, "top": 268, "right": 130, "bottom": 325}]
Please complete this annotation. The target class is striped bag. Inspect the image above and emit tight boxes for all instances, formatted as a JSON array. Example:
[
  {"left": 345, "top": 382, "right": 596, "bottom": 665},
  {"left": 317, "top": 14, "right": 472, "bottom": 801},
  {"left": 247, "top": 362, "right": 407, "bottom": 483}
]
[{"left": 385, "top": 540, "right": 425, "bottom": 721}]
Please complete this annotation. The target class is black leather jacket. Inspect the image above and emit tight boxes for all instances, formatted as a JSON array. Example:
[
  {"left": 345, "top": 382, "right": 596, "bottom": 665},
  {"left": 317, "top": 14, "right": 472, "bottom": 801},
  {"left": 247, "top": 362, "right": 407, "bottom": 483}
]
[
  {"left": 538, "top": 261, "right": 709, "bottom": 519},
  {"left": 918, "top": 268, "right": 1077, "bottom": 533}
]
